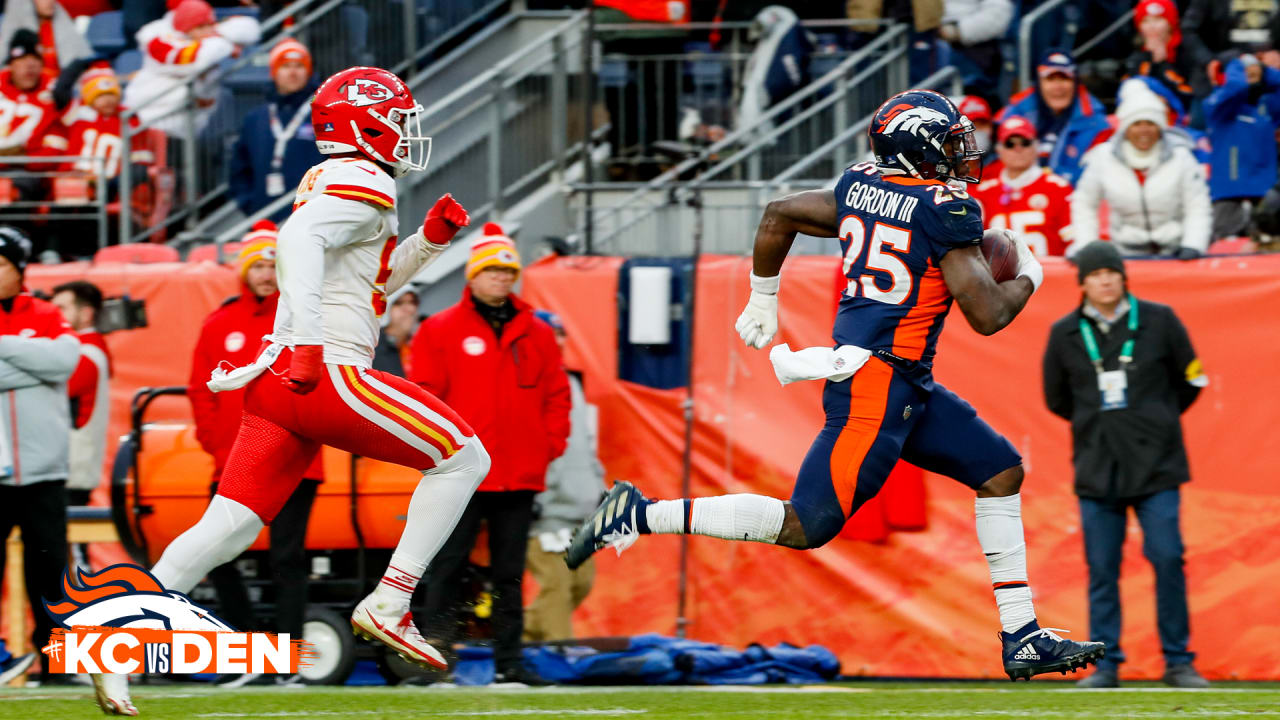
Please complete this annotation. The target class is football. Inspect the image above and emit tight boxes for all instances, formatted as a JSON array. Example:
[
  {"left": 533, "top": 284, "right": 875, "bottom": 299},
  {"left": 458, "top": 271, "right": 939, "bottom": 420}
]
[{"left": 981, "top": 228, "right": 1019, "bottom": 283}]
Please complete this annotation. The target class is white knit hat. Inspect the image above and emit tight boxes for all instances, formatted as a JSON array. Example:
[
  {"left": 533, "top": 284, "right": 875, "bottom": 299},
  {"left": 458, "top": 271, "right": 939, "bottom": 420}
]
[{"left": 1115, "top": 79, "right": 1168, "bottom": 135}]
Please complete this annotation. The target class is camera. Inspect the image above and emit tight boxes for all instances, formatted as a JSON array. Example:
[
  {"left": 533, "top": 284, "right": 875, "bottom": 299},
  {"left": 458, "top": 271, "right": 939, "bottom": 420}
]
[{"left": 97, "top": 295, "right": 147, "bottom": 334}]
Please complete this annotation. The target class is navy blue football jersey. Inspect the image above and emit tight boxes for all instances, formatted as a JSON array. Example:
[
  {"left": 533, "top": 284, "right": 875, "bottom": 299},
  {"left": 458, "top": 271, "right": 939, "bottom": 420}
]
[{"left": 831, "top": 162, "right": 983, "bottom": 363}]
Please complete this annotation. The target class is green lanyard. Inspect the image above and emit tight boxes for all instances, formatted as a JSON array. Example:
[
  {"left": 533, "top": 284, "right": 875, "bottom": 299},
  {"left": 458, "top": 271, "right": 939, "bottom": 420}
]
[{"left": 1078, "top": 294, "right": 1139, "bottom": 374}]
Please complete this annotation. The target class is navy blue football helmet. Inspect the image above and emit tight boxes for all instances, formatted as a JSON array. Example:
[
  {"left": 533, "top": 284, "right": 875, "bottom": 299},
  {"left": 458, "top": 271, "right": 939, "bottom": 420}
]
[{"left": 868, "top": 89, "right": 984, "bottom": 184}]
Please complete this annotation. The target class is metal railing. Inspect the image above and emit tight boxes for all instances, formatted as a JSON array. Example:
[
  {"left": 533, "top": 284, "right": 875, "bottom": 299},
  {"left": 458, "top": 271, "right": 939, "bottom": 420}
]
[
  {"left": 114, "top": 0, "right": 501, "bottom": 246},
  {"left": 1017, "top": 0, "right": 1075, "bottom": 91},
  {"left": 579, "top": 66, "right": 961, "bottom": 257},
  {"left": 0, "top": 156, "right": 113, "bottom": 254},
  {"left": 579, "top": 25, "right": 912, "bottom": 253}
]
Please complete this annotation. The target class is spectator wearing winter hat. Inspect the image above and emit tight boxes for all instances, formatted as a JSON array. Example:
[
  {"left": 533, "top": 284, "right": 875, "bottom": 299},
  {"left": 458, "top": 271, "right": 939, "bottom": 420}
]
[
  {"left": 124, "top": 0, "right": 261, "bottom": 136},
  {"left": 228, "top": 38, "right": 323, "bottom": 223},
  {"left": 973, "top": 117, "right": 1075, "bottom": 257},
  {"left": 0, "top": 0, "right": 92, "bottom": 72},
  {"left": 1126, "top": 0, "right": 1200, "bottom": 110},
  {"left": 0, "top": 224, "right": 80, "bottom": 680},
  {"left": 0, "top": 29, "right": 60, "bottom": 160},
  {"left": 410, "top": 222, "right": 571, "bottom": 685},
  {"left": 1072, "top": 82, "right": 1211, "bottom": 258},
  {"left": 1203, "top": 55, "right": 1280, "bottom": 239},
  {"left": 187, "top": 220, "right": 322, "bottom": 662},
  {"left": 1182, "top": 0, "right": 1280, "bottom": 87},
  {"left": 372, "top": 285, "right": 420, "bottom": 377},
  {"left": 997, "top": 49, "right": 1110, "bottom": 185}
]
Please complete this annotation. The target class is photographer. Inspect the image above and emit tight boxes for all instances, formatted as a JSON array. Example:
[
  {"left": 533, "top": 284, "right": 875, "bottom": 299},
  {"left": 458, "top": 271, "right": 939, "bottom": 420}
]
[{"left": 0, "top": 225, "right": 80, "bottom": 681}]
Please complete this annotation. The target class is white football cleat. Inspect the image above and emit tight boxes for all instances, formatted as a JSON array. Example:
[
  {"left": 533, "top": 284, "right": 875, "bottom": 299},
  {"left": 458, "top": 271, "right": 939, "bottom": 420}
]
[
  {"left": 92, "top": 673, "right": 138, "bottom": 716},
  {"left": 350, "top": 594, "right": 447, "bottom": 670}
]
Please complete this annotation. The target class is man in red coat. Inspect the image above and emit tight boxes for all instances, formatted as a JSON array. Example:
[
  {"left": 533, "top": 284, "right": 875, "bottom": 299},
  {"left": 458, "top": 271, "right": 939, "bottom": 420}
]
[
  {"left": 410, "top": 223, "right": 570, "bottom": 684},
  {"left": 187, "top": 221, "right": 321, "bottom": 684}
]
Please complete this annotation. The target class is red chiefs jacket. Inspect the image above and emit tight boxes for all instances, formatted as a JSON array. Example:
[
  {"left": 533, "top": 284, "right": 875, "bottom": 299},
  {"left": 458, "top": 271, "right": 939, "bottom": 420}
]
[
  {"left": 410, "top": 290, "right": 571, "bottom": 493},
  {"left": 188, "top": 287, "right": 322, "bottom": 479}
]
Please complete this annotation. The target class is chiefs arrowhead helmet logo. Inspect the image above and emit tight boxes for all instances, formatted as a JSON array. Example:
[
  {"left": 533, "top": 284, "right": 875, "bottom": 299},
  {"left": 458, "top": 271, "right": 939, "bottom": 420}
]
[{"left": 344, "top": 78, "right": 396, "bottom": 107}]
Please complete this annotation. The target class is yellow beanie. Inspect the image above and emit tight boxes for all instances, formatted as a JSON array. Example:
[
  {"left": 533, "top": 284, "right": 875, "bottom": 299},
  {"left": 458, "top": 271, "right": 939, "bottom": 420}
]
[
  {"left": 237, "top": 220, "right": 278, "bottom": 281},
  {"left": 465, "top": 222, "right": 521, "bottom": 281}
]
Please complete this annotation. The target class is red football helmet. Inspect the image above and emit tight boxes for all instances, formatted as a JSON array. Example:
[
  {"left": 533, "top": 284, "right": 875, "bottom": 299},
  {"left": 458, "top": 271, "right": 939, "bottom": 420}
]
[{"left": 311, "top": 66, "right": 431, "bottom": 177}]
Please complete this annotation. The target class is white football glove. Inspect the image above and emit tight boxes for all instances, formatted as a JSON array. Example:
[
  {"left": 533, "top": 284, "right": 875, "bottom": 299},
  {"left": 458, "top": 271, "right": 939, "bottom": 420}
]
[
  {"left": 735, "top": 273, "right": 780, "bottom": 349},
  {"left": 1010, "top": 230, "right": 1043, "bottom": 293}
]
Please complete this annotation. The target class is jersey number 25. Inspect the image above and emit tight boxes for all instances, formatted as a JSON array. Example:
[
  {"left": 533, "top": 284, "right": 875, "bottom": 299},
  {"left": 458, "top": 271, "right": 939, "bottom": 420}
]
[{"left": 840, "top": 215, "right": 912, "bottom": 305}]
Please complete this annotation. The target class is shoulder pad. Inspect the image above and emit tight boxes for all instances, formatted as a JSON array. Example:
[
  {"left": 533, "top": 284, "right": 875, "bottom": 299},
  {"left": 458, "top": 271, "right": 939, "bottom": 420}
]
[{"left": 317, "top": 159, "right": 396, "bottom": 210}]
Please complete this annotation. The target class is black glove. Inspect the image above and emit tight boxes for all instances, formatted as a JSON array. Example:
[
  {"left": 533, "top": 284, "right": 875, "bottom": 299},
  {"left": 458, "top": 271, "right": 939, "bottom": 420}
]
[{"left": 1175, "top": 246, "right": 1203, "bottom": 260}]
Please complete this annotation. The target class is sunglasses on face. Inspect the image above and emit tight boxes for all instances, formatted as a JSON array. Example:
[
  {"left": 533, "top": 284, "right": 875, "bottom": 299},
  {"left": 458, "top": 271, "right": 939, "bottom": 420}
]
[{"left": 1002, "top": 137, "right": 1033, "bottom": 149}]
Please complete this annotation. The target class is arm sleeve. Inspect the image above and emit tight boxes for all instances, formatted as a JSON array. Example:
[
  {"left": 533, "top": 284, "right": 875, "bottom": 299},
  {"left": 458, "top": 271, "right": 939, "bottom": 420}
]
[
  {"left": 187, "top": 323, "right": 221, "bottom": 454},
  {"left": 1069, "top": 161, "right": 1103, "bottom": 250},
  {"left": 1180, "top": 154, "right": 1212, "bottom": 252},
  {"left": 275, "top": 192, "right": 382, "bottom": 345},
  {"left": 1164, "top": 307, "right": 1205, "bottom": 412},
  {"left": 0, "top": 334, "right": 80, "bottom": 383},
  {"left": 953, "top": 0, "right": 1013, "bottom": 44},
  {"left": 1205, "top": 61, "right": 1250, "bottom": 124},
  {"left": 541, "top": 343, "right": 572, "bottom": 461},
  {"left": 1042, "top": 327, "right": 1074, "bottom": 421},
  {"left": 145, "top": 34, "right": 235, "bottom": 77},
  {"left": 0, "top": 357, "right": 42, "bottom": 391},
  {"left": 407, "top": 320, "right": 448, "bottom": 397},
  {"left": 66, "top": 353, "right": 95, "bottom": 428},
  {"left": 384, "top": 232, "right": 448, "bottom": 296}
]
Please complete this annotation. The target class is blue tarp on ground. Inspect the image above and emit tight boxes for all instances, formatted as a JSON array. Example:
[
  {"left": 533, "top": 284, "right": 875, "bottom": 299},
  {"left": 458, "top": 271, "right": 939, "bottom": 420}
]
[{"left": 453, "top": 634, "right": 840, "bottom": 686}]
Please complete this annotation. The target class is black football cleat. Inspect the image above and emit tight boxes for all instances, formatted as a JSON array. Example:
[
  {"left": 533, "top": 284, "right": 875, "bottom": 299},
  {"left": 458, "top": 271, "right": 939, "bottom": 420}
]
[
  {"left": 564, "top": 481, "right": 649, "bottom": 570},
  {"left": 1001, "top": 623, "right": 1105, "bottom": 681}
]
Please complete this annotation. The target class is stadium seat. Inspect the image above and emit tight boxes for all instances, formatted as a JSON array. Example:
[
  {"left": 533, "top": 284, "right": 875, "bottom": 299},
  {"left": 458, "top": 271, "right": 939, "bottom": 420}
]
[
  {"left": 94, "top": 244, "right": 179, "bottom": 264},
  {"left": 114, "top": 49, "right": 143, "bottom": 79},
  {"left": 52, "top": 177, "right": 93, "bottom": 205},
  {"left": 1208, "top": 237, "right": 1253, "bottom": 255},
  {"left": 187, "top": 241, "right": 246, "bottom": 264},
  {"left": 87, "top": 11, "right": 127, "bottom": 57}
]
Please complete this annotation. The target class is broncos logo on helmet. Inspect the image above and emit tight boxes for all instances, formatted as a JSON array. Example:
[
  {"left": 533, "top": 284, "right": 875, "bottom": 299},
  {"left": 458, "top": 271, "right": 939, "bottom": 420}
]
[
  {"left": 868, "top": 89, "right": 984, "bottom": 184},
  {"left": 44, "top": 564, "right": 235, "bottom": 632}
]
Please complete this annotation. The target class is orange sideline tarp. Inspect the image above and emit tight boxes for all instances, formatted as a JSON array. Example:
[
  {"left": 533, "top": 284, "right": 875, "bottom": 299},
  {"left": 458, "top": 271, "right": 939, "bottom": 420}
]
[{"left": 522, "top": 253, "right": 1280, "bottom": 681}]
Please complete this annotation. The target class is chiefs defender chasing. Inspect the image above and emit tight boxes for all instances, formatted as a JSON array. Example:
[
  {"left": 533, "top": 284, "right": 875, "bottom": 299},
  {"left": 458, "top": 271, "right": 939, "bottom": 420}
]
[
  {"left": 92, "top": 67, "right": 490, "bottom": 715},
  {"left": 567, "top": 90, "right": 1106, "bottom": 680}
]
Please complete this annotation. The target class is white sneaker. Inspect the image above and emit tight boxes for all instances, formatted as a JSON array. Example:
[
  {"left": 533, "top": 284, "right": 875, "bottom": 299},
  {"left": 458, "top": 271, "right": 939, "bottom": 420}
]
[
  {"left": 350, "top": 594, "right": 447, "bottom": 670},
  {"left": 91, "top": 674, "right": 138, "bottom": 716}
]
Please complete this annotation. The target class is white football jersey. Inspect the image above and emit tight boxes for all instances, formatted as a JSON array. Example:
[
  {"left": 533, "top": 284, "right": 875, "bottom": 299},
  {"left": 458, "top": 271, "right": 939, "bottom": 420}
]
[{"left": 272, "top": 157, "right": 436, "bottom": 368}]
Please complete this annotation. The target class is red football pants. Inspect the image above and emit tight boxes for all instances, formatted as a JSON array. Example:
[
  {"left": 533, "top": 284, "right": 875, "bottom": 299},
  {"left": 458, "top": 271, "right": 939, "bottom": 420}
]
[{"left": 217, "top": 348, "right": 475, "bottom": 522}]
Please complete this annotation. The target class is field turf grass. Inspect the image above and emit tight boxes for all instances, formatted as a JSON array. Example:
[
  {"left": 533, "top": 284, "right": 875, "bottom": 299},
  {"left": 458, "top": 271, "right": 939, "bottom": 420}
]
[{"left": 2, "top": 682, "right": 1279, "bottom": 719}]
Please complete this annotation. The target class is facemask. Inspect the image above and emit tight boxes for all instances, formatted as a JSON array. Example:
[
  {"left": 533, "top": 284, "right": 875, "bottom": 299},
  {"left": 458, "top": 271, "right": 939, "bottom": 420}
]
[{"left": 974, "top": 128, "right": 993, "bottom": 154}]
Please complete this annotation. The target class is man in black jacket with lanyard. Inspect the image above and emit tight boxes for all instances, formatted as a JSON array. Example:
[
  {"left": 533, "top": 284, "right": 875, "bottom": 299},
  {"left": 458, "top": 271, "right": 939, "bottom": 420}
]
[{"left": 1043, "top": 242, "right": 1210, "bottom": 690}]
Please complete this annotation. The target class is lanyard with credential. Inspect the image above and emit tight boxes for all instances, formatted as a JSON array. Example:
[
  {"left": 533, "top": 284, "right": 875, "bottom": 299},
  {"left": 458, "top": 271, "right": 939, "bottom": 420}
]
[
  {"left": 267, "top": 101, "right": 311, "bottom": 172},
  {"left": 1078, "top": 294, "right": 1139, "bottom": 374}
]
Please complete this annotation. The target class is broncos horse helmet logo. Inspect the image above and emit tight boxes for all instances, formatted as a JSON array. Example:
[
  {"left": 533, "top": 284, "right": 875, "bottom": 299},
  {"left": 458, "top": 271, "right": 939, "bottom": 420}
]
[
  {"left": 878, "top": 105, "right": 952, "bottom": 142},
  {"left": 44, "top": 564, "right": 235, "bottom": 632}
]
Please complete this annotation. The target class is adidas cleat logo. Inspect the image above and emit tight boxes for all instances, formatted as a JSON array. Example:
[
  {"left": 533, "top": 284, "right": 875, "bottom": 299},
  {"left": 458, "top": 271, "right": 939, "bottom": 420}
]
[{"left": 1013, "top": 644, "right": 1040, "bottom": 661}]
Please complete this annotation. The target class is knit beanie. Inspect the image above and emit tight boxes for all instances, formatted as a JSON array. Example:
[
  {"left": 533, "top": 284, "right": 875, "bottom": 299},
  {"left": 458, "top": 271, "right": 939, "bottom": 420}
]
[
  {"left": 1074, "top": 241, "right": 1126, "bottom": 283},
  {"left": 465, "top": 223, "right": 521, "bottom": 281},
  {"left": 172, "top": 0, "right": 215, "bottom": 34},
  {"left": 1116, "top": 79, "right": 1168, "bottom": 135},
  {"left": 237, "top": 220, "right": 278, "bottom": 281},
  {"left": 80, "top": 68, "right": 121, "bottom": 107},
  {"left": 8, "top": 29, "right": 41, "bottom": 63},
  {"left": 0, "top": 226, "right": 31, "bottom": 274},
  {"left": 269, "top": 38, "right": 312, "bottom": 79}
]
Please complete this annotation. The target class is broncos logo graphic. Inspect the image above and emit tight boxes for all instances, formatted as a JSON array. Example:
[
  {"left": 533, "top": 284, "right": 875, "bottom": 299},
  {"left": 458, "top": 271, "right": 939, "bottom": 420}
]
[
  {"left": 44, "top": 564, "right": 235, "bottom": 632},
  {"left": 879, "top": 106, "right": 951, "bottom": 139}
]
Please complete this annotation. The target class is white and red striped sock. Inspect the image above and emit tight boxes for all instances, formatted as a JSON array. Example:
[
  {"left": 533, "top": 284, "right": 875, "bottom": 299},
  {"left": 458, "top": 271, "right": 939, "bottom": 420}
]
[{"left": 372, "top": 555, "right": 425, "bottom": 609}]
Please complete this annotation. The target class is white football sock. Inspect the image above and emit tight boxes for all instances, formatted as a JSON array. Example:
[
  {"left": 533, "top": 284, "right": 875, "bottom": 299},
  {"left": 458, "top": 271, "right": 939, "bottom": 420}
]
[
  {"left": 975, "top": 493, "right": 1037, "bottom": 634},
  {"left": 152, "top": 495, "right": 264, "bottom": 595},
  {"left": 645, "top": 494, "right": 784, "bottom": 544},
  {"left": 371, "top": 441, "right": 489, "bottom": 610}
]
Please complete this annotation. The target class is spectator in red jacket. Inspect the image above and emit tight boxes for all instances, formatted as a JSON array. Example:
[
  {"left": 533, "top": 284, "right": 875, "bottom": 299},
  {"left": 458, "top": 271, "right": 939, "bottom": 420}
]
[
  {"left": 971, "top": 117, "right": 1075, "bottom": 257},
  {"left": 50, "top": 281, "right": 110, "bottom": 508},
  {"left": 410, "top": 223, "right": 571, "bottom": 684},
  {"left": 187, "top": 222, "right": 321, "bottom": 678}
]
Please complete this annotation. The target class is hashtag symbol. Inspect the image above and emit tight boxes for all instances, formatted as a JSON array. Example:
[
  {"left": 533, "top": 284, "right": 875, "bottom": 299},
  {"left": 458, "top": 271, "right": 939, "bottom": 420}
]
[{"left": 42, "top": 639, "right": 63, "bottom": 662}]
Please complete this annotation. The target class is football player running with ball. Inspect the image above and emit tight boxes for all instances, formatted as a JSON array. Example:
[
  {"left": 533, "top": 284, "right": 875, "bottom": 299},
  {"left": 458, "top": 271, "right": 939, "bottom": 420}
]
[
  {"left": 567, "top": 90, "right": 1105, "bottom": 681},
  {"left": 92, "top": 67, "right": 489, "bottom": 715}
]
